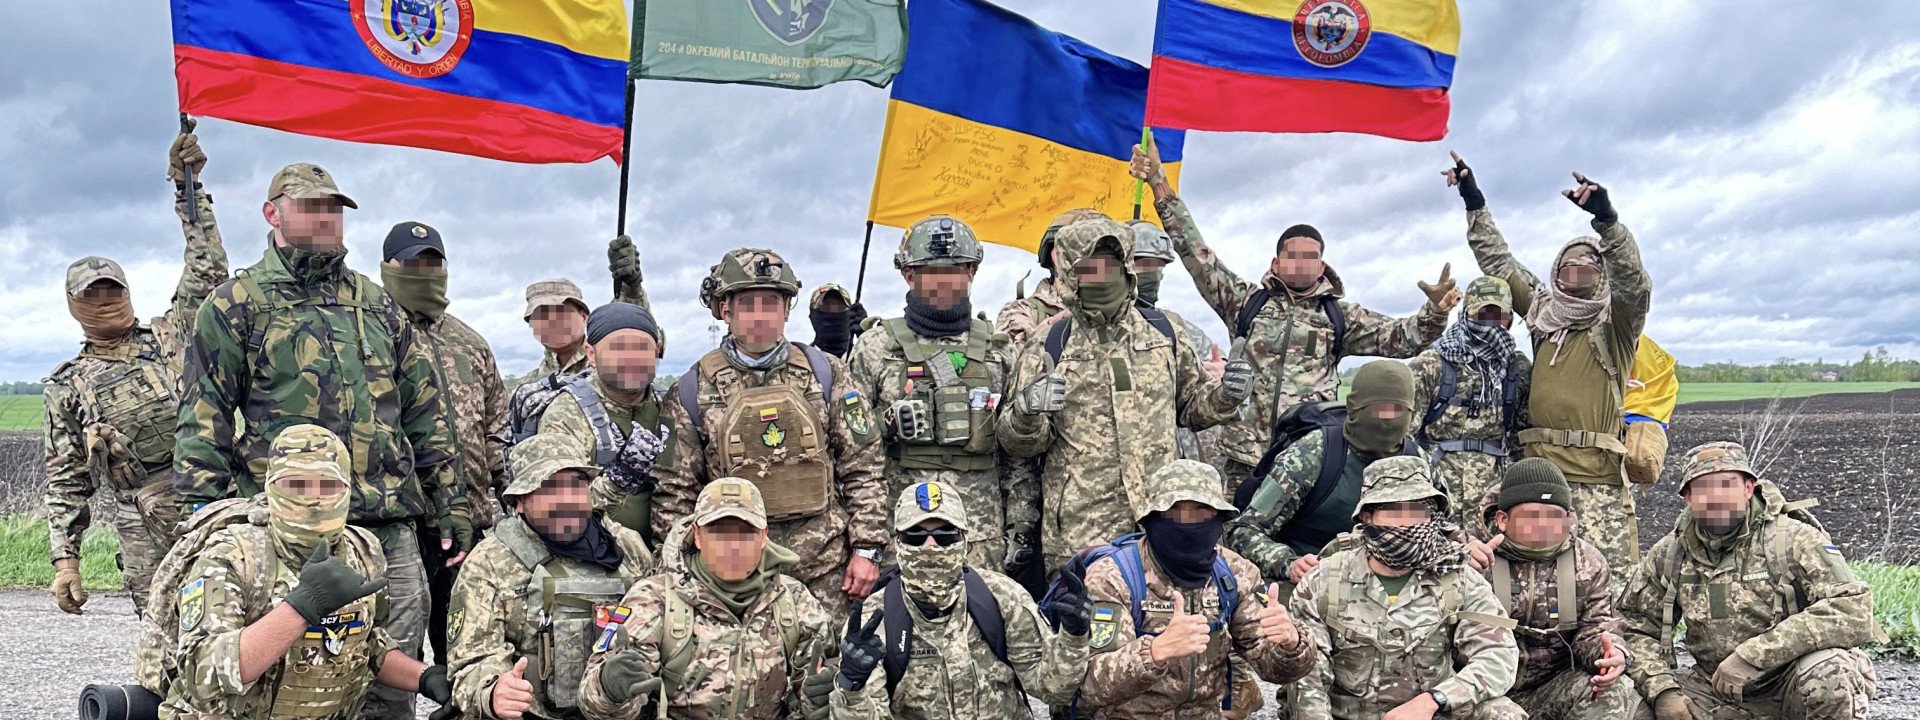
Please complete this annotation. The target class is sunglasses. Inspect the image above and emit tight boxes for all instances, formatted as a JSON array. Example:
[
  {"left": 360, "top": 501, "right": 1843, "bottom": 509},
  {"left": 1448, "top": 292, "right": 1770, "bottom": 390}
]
[{"left": 900, "top": 526, "right": 964, "bottom": 547}]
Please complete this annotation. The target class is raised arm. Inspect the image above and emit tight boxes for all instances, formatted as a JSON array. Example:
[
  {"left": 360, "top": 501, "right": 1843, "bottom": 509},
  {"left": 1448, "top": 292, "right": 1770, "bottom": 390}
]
[
  {"left": 1447, "top": 154, "right": 1544, "bottom": 318},
  {"left": 1134, "top": 144, "right": 1257, "bottom": 325},
  {"left": 163, "top": 117, "right": 230, "bottom": 356}
]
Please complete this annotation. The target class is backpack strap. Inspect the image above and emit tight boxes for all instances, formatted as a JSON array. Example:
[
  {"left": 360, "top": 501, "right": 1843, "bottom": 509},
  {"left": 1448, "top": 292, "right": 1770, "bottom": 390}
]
[
  {"left": 1554, "top": 549, "right": 1579, "bottom": 633},
  {"left": 881, "top": 575, "right": 911, "bottom": 697},
  {"left": 1136, "top": 306, "right": 1177, "bottom": 344},
  {"left": 1043, "top": 315, "right": 1073, "bottom": 366},
  {"left": 1501, "top": 360, "right": 1522, "bottom": 434},
  {"left": 658, "top": 589, "right": 697, "bottom": 697},
  {"left": 963, "top": 569, "right": 1011, "bottom": 666},
  {"left": 1111, "top": 535, "right": 1152, "bottom": 635},
  {"left": 1319, "top": 296, "right": 1346, "bottom": 358},
  {"left": 1233, "top": 288, "right": 1271, "bottom": 340},
  {"left": 1491, "top": 555, "right": 1514, "bottom": 614},
  {"left": 562, "top": 374, "right": 620, "bottom": 466},
  {"left": 1274, "top": 428, "right": 1350, "bottom": 544},
  {"left": 791, "top": 343, "right": 835, "bottom": 398},
  {"left": 1208, "top": 555, "right": 1240, "bottom": 633},
  {"left": 1419, "top": 359, "right": 1460, "bottom": 445}
]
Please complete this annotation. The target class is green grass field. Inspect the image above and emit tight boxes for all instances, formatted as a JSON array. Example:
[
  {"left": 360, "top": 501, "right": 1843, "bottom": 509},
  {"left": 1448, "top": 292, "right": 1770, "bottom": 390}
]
[
  {"left": 1676, "top": 382, "right": 1920, "bottom": 406},
  {"left": 0, "top": 396, "right": 42, "bottom": 432}
]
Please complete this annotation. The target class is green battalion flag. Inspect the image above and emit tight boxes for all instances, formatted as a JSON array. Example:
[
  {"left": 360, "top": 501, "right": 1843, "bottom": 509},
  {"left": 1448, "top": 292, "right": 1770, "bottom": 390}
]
[{"left": 633, "top": 0, "right": 908, "bottom": 89}]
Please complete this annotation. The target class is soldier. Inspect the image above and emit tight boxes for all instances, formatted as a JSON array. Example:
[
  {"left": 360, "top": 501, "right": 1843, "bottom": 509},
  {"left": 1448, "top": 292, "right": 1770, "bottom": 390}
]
[
  {"left": 1077, "top": 460, "right": 1315, "bottom": 719},
  {"left": 535, "top": 302, "right": 680, "bottom": 540},
  {"left": 992, "top": 208, "right": 1102, "bottom": 347},
  {"left": 846, "top": 216, "right": 1030, "bottom": 568},
  {"left": 510, "top": 236, "right": 649, "bottom": 445},
  {"left": 578, "top": 477, "right": 835, "bottom": 720},
  {"left": 157, "top": 425, "right": 453, "bottom": 719},
  {"left": 1618, "top": 442, "right": 1881, "bottom": 720},
  {"left": 1409, "top": 275, "right": 1532, "bottom": 536},
  {"left": 1131, "top": 142, "right": 1456, "bottom": 488},
  {"left": 651, "top": 248, "right": 889, "bottom": 622},
  {"left": 1130, "top": 219, "right": 1229, "bottom": 467},
  {"left": 378, "top": 220, "right": 510, "bottom": 665},
  {"left": 173, "top": 158, "right": 467, "bottom": 718},
  {"left": 998, "top": 217, "right": 1249, "bottom": 575},
  {"left": 1226, "top": 360, "right": 1424, "bottom": 587},
  {"left": 807, "top": 283, "right": 866, "bottom": 359},
  {"left": 1472, "top": 458, "right": 1636, "bottom": 719},
  {"left": 446, "top": 433, "right": 654, "bottom": 720},
  {"left": 828, "top": 481, "right": 1090, "bottom": 717},
  {"left": 1290, "top": 456, "right": 1522, "bottom": 720},
  {"left": 44, "top": 121, "right": 228, "bottom": 617},
  {"left": 1445, "top": 153, "right": 1653, "bottom": 570}
]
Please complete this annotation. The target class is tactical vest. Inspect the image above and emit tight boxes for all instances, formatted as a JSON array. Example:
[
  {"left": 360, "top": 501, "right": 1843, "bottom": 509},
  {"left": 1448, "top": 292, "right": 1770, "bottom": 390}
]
[
  {"left": 657, "top": 580, "right": 805, "bottom": 701},
  {"left": 272, "top": 581, "right": 382, "bottom": 719},
  {"left": 508, "top": 369, "right": 594, "bottom": 444},
  {"left": 494, "top": 516, "right": 638, "bottom": 711},
  {"left": 880, "top": 318, "right": 998, "bottom": 472},
  {"left": 689, "top": 347, "right": 835, "bottom": 522},
  {"left": 53, "top": 336, "right": 178, "bottom": 491}
]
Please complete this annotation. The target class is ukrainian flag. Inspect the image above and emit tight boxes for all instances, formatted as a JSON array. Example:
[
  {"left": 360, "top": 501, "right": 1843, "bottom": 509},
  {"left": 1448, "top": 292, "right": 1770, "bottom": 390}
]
[
  {"left": 172, "top": 0, "right": 629, "bottom": 164},
  {"left": 1146, "top": 0, "right": 1460, "bottom": 141},
  {"left": 868, "top": 0, "right": 1185, "bottom": 253}
]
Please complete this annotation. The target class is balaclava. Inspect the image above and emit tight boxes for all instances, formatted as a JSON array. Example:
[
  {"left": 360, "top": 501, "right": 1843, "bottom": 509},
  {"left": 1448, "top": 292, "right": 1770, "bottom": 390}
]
[
  {"left": 1344, "top": 361, "right": 1416, "bottom": 458},
  {"left": 265, "top": 425, "right": 353, "bottom": 562}
]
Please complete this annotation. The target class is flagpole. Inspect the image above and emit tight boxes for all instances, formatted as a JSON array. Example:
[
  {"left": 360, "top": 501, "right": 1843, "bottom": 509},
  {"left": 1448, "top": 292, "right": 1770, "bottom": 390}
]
[
  {"left": 1132, "top": 126, "right": 1152, "bottom": 221},
  {"left": 179, "top": 113, "right": 201, "bottom": 226},
  {"left": 616, "top": 78, "right": 637, "bottom": 236},
  {"left": 854, "top": 221, "right": 875, "bottom": 303}
]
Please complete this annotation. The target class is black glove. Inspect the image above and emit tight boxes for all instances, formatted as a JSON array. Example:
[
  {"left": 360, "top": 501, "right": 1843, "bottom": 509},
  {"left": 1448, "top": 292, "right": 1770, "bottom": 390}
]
[
  {"left": 609, "top": 235, "right": 644, "bottom": 301},
  {"left": 836, "top": 609, "right": 885, "bottom": 692},
  {"left": 436, "top": 511, "right": 474, "bottom": 556},
  {"left": 599, "top": 647, "right": 663, "bottom": 705},
  {"left": 1449, "top": 153, "right": 1485, "bottom": 212},
  {"left": 418, "top": 665, "right": 453, "bottom": 706},
  {"left": 1563, "top": 172, "right": 1618, "bottom": 225},
  {"left": 1048, "top": 572, "right": 1092, "bottom": 636},
  {"left": 284, "top": 543, "right": 387, "bottom": 626},
  {"left": 1003, "top": 532, "right": 1037, "bottom": 573},
  {"left": 848, "top": 302, "right": 869, "bottom": 334}
]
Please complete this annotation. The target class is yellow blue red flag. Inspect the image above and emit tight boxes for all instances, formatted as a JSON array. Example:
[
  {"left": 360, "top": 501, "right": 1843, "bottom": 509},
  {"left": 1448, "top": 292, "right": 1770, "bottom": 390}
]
[
  {"left": 171, "top": 0, "right": 629, "bottom": 164},
  {"left": 868, "top": 0, "right": 1185, "bottom": 252}
]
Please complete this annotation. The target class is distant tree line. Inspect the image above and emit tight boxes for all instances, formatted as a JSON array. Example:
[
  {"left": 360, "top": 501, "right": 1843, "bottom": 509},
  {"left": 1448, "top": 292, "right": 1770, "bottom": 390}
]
[
  {"left": 0, "top": 382, "right": 45, "bottom": 396},
  {"left": 1678, "top": 347, "right": 1920, "bottom": 383}
]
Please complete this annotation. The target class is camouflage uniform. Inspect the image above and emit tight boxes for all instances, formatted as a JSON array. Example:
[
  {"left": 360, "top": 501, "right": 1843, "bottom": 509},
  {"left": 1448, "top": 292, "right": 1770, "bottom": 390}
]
[
  {"left": 993, "top": 280, "right": 1068, "bottom": 350},
  {"left": 1409, "top": 277, "right": 1533, "bottom": 536},
  {"left": 536, "top": 371, "right": 684, "bottom": 541},
  {"left": 1225, "top": 429, "right": 1374, "bottom": 580},
  {"left": 1469, "top": 489, "right": 1639, "bottom": 719},
  {"left": 1153, "top": 193, "right": 1447, "bottom": 477},
  {"left": 44, "top": 183, "right": 227, "bottom": 614},
  {"left": 522, "top": 279, "right": 593, "bottom": 382},
  {"left": 1079, "top": 460, "right": 1316, "bottom": 719},
  {"left": 404, "top": 310, "right": 508, "bottom": 529},
  {"left": 830, "top": 481, "right": 1089, "bottom": 718},
  {"left": 174, "top": 164, "right": 462, "bottom": 718},
  {"left": 1618, "top": 444, "right": 1881, "bottom": 720},
  {"left": 578, "top": 478, "right": 835, "bottom": 720},
  {"left": 847, "top": 216, "right": 1030, "bottom": 568},
  {"left": 446, "top": 435, "right": 655, "bottom": 720},
  {"left": 651, "top": 248, "right": 888, "bottom": 623},
  {"left": 998, "top": 217, "right": 1242, "bottom": 572},
  {"left": 1466, "top": 208, "right": 1651, "bottom": 570},
  {"left": 1290, "top": 457, "right": 1523, "bottom": 720},
  {"left": 1132, "top": 219, "right": 1228, "bottom": 469},
  {"left": 160, "top": 426, "right": 398, "bottom": 720}
]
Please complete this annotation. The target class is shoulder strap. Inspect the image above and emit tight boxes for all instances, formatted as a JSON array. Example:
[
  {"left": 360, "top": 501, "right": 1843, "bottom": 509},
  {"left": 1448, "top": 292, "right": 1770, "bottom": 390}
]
[
  {"left": 235, "top": 271, "right": 270, "bottom": 353},
  {"left": 1420, "top": 360, "right": 1459, "bottom": 444},
  {"left": 659, "top": 589, "right": 697, "bottom": 696},
  {"left": 1283, "top": 429, "right": 1349, "bottom": 535},
  {"left": 792, "top": 343, "right": 834, "bottom": 398},
  {"left": 1320, "top": 296, "right": 1346, "bottom": 358},
  {"left": 881, "top": 576, "right": 911, "bottom": 697},
  {"left": 1491, "top": 555, "right": 1514, "bottom": 614},
  {"left": 1209, "top": 556, "right": 1240, "bottom": 631},
  {"left": 1113, "top": 537, "right": 1152, "bottom": 635},
  {"left": 1043, "top": 315, "right": 1073, "bottom": 365},
  {"left": 1502, "top": 360, "right": 1522, "bottom": 433},
  {"left": 1554, "top": 549, "right": 1579, "bottom": 632},
  {"left": 1137, "top": 306, "right": 1177, "bottom": 343},
  {"left": 882, "top": 318, "right": 933, "bottom": 364},
  {"left": 963, "top": 569, "right": 1010, "bottom": 665},
  {"left": 563, "top": 375, "right": 620, "bottom": 466},
  {"left": 1234, "top": 288, "right": 1272, "bottom": 340},
  {"left": 675, "top": 369, "right": 704, "bottom": 443}
]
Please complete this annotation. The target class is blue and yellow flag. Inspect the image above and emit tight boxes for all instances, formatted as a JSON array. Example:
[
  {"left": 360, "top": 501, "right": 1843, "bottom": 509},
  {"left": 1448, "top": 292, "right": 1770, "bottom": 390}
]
[{"left": 867, "top": 0, "right": 1185, "bottom": 252}]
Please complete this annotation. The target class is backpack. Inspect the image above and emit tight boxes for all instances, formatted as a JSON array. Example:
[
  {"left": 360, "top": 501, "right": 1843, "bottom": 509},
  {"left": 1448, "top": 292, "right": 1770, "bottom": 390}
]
[
  {"left": 1234, "top": 401, "right": 1423, "bottom": 516},
  {"left": 1042, "top": 306, "right": 1177, "bottom": 365},
  {"left": 1417, "top": 358, "right": 1522, "bottom": 446},
  {"left": 1232, "top": 288, "right": 1347, "bottom": 357},
  {"left": 1040, "top": 532, "right": 1241, "bottom": 717},
  {"left": 507, "top": 368, "right": 595, "bottom": 444},
  {"left": 674, "top": 343, "right": 835, "bottom": 445},
  {"left": 876, "top": 568, "right": 1014, "bottom": 698}
]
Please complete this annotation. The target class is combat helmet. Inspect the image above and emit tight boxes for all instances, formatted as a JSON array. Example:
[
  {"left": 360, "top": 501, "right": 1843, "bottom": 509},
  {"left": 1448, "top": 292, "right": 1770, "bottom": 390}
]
[
  {"left": 895, "top": 215, "right": 984, "bottom": 269},
  {"left": 700, "top": 248, "right": 802, "bottom": 319}
]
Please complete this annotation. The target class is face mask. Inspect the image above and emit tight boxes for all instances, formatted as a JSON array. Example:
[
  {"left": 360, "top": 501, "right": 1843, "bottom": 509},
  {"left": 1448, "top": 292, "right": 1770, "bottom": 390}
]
[
  {"left": 1362, "top": 520, "right": 1459, "bottom": 571},
  {"left": 380, "top": 264, "right": 450, "bottom": 321},
  {"left": 267, "top": 480, "right": 349, "bottom": 562},
  {"left": 67, "top": 295, "right": 137, "bottom": 344},
  {"left": 903, "top": 290, "right": 972, "bottom": 338},
  {"left": 1344, "top": 405, "right": 1413, "bottom": 457},
  {"left": 1141, "top": 514, "right": 1224, "bottom": 589},
  {"left": 1075, "top": 275, "right": 1131, "bottom": 320},
  {"left": 897, "top": 540, "right": 967, "bottom": 609},
  {"left": 1133, "top": 270, "right": 1164, "bottom": 306},
  {"left": 1499, "top": 536, "right": 1569, "bottom": 563}
]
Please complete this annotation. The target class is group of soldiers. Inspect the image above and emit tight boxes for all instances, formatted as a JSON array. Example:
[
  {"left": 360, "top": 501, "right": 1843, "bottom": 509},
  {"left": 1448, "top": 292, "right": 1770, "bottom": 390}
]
[{"left": 45, "top": 123, "right": 1882, "bottom": 720}]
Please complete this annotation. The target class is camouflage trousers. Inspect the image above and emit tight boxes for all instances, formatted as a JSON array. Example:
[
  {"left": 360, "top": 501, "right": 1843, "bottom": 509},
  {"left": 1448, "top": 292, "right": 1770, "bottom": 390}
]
[
  {"left": 1636, "top": 649, "right": 1876, "bottom": 720},
  {"left": 1509, "top": 666, "right": 1642, "bottom": 720},
  {"left": 1433, "top": 450, "right": 1506, "bottom": 538},
  {"left": 1567, "top": 477, "right": 1639, "bottom": 573},
  {"left": 109, "top": 495, "right": 164, "bottom": 617},
  {"left": 805, "top": 571, "right": 853, "bottom": 630},
  {"left": 359, "top": 525, "right": 428, "bottom": 720}
]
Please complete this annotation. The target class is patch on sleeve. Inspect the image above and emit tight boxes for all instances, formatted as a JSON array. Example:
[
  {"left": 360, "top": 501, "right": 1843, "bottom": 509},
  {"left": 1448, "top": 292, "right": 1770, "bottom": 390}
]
[
  {"left": 592, "top": 605, "right": 633, "bottom": 654},
  {"left": 446, "top": 609, "right": 463, "bottom": 642},
  {"left": 842, "top": 391, "right": 873, "bottom": 442},
  {"left": 178, "top": 577, "right": 206, "bottom": 633},
  {"left": 1089, "top": 605, "right": 1118, "bottom": 650}
]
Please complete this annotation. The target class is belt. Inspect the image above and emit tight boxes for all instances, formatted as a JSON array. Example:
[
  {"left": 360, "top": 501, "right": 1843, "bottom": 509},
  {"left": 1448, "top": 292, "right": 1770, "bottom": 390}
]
[
  {"left": 1433, "top": 439, "right": 1509, "bottom": 457},
  {"left": 1518, "top": 427, "right": 1627, "bottom": 454}
]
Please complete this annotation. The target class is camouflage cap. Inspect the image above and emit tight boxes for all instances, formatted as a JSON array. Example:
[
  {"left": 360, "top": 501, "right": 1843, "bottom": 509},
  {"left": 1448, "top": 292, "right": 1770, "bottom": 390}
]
[
  {"left": 1128, "top": 220, "right": 1176, "bottom": 263},
  {"left": 1137, "top": 459, "right": 1238, "bottom": 520},
  {"left": 503, "top": 434, "right": 599, "bottom": 497},
  {"left": 693, "top": 477, "right": 767, "bottom": 529},
  {"left": 1054, "top": 217, "right": 1136, "bottom": 279},
  {"left": 810, "top": 283, "right": 853, "bottom": 312},
  {"left": 1464, "top": 276, "right": 1513, "bottom": 313},
  {"left": 523, "top": 278, "right": 590, "bottom": 320},
  {"left": 65, "top": 256, "right": 128, "bottom": 297},
  {"left": 266, "top": 163, "right": 358, "bottom": 209},
  {"left": 1678, "top": 441, "right": 1756, "bottom": 494},
  {"left": 1354, "top": 456, "right": 1448, "bottom": 520},
  {"left": 893, "top": 481, "right": 970, "bottom": 532},
  {"left": 267, "top": 424, "right": 350, "bottom": 487},
  {"left": 700, "top": 248, "right": 801, "bottom": 319},
  {"left": 894, "top": 215, "right": 984, "bottom": 269}
]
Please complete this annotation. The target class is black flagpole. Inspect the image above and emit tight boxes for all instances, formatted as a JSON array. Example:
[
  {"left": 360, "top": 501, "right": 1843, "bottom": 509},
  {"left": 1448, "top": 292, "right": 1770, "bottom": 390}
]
[
  {"left": 616, "top": 78, "right": 637, "bottom": 236},
  {"left": 854, "top": 221, "right": 875, "bottom": 303}
]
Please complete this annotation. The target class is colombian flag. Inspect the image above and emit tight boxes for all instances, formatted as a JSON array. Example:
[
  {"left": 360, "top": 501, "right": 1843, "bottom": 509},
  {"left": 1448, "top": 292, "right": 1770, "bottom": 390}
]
[
  {"left": 1145, "top": 0, "right": 1460, "bottom": 141},
  {"left": 868, "top": 0, "right": 1185, "bottom": 253},
  {"left": 171, "top": 0, "right": 629, "bottom": 164}
]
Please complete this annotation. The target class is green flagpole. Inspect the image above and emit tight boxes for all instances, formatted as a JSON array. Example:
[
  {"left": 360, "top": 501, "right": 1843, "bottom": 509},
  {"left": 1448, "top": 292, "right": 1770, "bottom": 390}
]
[{"left": 1132, "top": 126, "right": 1152, "bottom": 221}]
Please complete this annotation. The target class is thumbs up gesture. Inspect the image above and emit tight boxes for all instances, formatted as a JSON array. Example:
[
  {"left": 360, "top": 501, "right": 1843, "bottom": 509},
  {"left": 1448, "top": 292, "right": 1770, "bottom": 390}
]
[
  {"left": 490, "top": 657, "right": 535, "bottom": 718},
  {"left": 1221, "top": 338, "right": 1254, "bottom": 403},
  {"left": 1257, "top": 582, "right": 1300, "bottom": 649},
  {"left": 1149, "top": 593, "right": 1213, "bottom": 664}
]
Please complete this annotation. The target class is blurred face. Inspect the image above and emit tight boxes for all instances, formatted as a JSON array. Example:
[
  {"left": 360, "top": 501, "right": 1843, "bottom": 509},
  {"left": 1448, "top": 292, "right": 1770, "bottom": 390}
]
[
  {"left": 817, "top": 294, "right": 848, "bottom": 313},
  {"left": 399, "top": 250, "right": 445, "bottom": 271},
  {"left": 694, "top": 517, "right": 768, "bottom": 581},
  {"left": 1269, "top": 236, "right": 1325, "bottom": 290},
  {"left": 1361, "top": 501, "right": 1434, "bottom": 529},
  {"left": 903, "top": 265, "right": 976, "bottom": 310},
  {"left": 1366, "top": 403, "right": 1409, "bottom": 422},
  {"left": 1554, "top": 247, "right": 1601, "bottom": 298},
  {"left": 1685, "top": 471, "right": 1757, "bottom": 533},
  {"left": 529, "top": 304, "right": 587, "bottom": 352},
  {"left": 275, "top": 474, "right": 347, "bottom": 498},
  {"left": 587, "top": 329, "right": 660, "bottom": 394},
  {"left": 1495, "top": 503, "right": 1574, "bottom": 548},
  {"left": 1132, "top": 257, "right": 1170, "bottom": 273},
  {"left": 80, "top": 280, "right": 129, "bottom": 301},
  {"left": 1071, "top": 255, "right": 1123, "bottom": 285},
  {"left": 264, "top": 197, "right": 346, "bottom": 253},
  {"left": 1472, "top": 305, "right": 1511, "bottom": 329},
  {"left": 519, "top": 470, "right": 593, "bottom": 542},
  {"left": 1165, "top": 499, "right": 1218, "bottom": 524},
  {"left": 724, "top": 290, "right": 792, "bottom": 353}
]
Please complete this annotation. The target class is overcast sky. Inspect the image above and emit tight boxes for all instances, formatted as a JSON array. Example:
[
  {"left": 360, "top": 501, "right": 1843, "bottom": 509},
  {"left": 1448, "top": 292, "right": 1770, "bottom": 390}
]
[{"left": 2, "top": 0, "right": 1917, "bottom": 382}]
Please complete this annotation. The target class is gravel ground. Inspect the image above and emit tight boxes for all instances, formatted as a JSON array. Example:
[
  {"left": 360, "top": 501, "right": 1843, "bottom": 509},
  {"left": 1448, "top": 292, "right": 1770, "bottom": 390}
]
[{"left": 11, "top": 590, "right": 1919, "bottom": 719}]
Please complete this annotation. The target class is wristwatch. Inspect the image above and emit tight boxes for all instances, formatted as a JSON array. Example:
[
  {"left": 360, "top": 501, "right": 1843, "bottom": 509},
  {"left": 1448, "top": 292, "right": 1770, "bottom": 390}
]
[
  {"left": 853, "top": 548, "right": 882, "bottom": 562},
  {"left": 1428, "top": 689, "right": 1450, "bottom": 711}
]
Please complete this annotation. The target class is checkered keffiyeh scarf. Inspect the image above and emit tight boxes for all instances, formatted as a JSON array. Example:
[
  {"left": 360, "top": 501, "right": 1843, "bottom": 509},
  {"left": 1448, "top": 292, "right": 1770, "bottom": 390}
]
[
  {"left": 1527, "top": 241, "right": 1610, "bottom": 365},
  {"left": 1363, "top": 520, "right": 1465, "bottom": 571},
  {"left": 1435, "top": 318, "right": 1516, "bottom": 408}
]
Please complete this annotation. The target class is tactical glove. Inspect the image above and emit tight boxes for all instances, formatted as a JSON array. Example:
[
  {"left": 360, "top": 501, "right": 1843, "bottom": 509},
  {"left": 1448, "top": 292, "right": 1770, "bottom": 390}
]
[
  {"left": 51, "top": 562, "right": 87, "bottom": 615},
  {"left": 837, "top": 611, "right": 885, "bottom": 692},
  {"left": 1563, "top": 172, "right": 1618, "bottom": 225},
  {"left": 1712, "top": 654, "right": 1764, "bottom": 699},
  {"left": 609, "top": 235, "right": 644, "bottom": 302},
  {"left": 1221, "top": 338, "right": 1254, "bottom": 403},
  {"left": 1015, "top": 374, "right": 1067, "bottom": 415},
  {"left": 437, "top": 510, "right": 475, "bottom": 556},
  {"left": 604, "top": 423, "right": 669, "bottom": 494},
  {"left": 283, "top": 543, "right": 388, "bottom": 626},
  {"left": 598, "top": 648, "right": 663, "bottom": 705},
  {"left": 1449, "top": 154, "right": 1485, "bottom": 212},
  {"left": 1048, "top": 572, "right": 1093, "bottom": 637},
  {"left": 168, "top": 117, "right": 207, "bottom": 184},
  {"left": 1003, "top": 532, "right": 1037, "bottom": 574},
  {"left": 418, "top": 665, "right": 453, "bottom": 705},
  {"left": 800, "top": 663, "right": 836, "bottom": 718}
]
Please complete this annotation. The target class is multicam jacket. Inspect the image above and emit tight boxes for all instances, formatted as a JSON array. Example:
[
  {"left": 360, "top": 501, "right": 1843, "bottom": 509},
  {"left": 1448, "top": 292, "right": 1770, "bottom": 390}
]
[{"left": 407, "top": 309, "right": 508, "bottom": 528}]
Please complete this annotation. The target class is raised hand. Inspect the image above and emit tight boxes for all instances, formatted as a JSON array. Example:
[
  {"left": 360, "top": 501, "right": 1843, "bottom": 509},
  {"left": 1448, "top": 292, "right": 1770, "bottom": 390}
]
[
  {"left": 1467, "top": 534, "right": 1504, "bottom": 573},
  {"left": 284, "top": 542, "right": 387, "bottom": 626},
  {"left": 1257, "top": 582, "right": 1300, "bottom": 648},
  {"left": 1417, "top": 263, "right": 1462, "bottom": 312},
  {"left": 169, "top": 116, "right": 207, "bottom": 183},
  {"left": 1049, "top": 572, "right": 1093, "bottom": 637},
  {"left": 836, "top": 609, "right": 886, "bottom": 691},
  {"left": 1562, "top": 172, "right": 1618, "bottom": 225},
  {"left": 490, "top": 657, "right": 535, "bottom": 718},
  {"left": 1442, "top": 151, "right": 1485, "bottom": 211},
  {"left": 1149, "top": 593, "right": 1212, "bottom": 664},
  {"left": 1129, "top": 141, "right": 1168, "bottom": 187}
]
